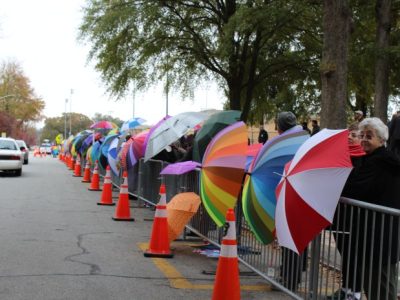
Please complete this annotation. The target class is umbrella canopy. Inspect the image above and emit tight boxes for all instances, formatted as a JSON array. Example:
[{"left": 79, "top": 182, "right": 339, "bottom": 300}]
[
  {"left": 90, "top": 139, "right": 103, "bottom": 165},
  {"left": 142, "top": 116, "right": 170, "bottom": 157},
  {"left": 245, "top": 143, "right": 263, "bottom": 170},
  {"left": 71, "top": 130, "right": 92, "bottom": 157},
  {"left": 167, "top": 192, "right": 201, "bottom": 242},
  {"left": 200, "top": 121, "right": 247, "bottom": 227},
  {"left": 242, "top": 128, "right": 309, "bottom": 245},
  {"left": 90, "top": 120, "right": 118, "bottom": 130},
  {"left": 144, "top": 112, "right": 208, "bottom": 161},
  {"left": 120, "top": 138, "right": 134, "bottom": 170},
  {"left": 120, "top": 117, "right": 146, "bottom": 132},
  {"left": 107, "top": 136, "right": 120, "bottom": 176},
  {"left": 80, "top": 132, "right": 102, "bottom": 157},
  {"left": 99, "top": 134, "right": 119, "bottom": 171},
  {"left": 192, "top": 110, "right": 241, "bottom": 162},
  {"left": 160, "top": 161, "right": 201, "bottom": 175},
  {"left": 275, "top": 129, "right": 352, "bottom": 254}
]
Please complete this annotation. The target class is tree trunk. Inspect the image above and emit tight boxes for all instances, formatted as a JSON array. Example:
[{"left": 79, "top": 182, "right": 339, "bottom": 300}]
[
  {"left": 241, "top": 31, "right": 261, "bottom": 123},
  {"left": 228, "top": 79, "right": 242, "bottom": 111},
  {"left": 373, "top": 0, "right": 392, "bottom": 123},
  {"left": 355, "top": 93, "right": 368, "bottom": 115},
  {"left": 320, "top": 0, "right": 351, "bottom": 129}
]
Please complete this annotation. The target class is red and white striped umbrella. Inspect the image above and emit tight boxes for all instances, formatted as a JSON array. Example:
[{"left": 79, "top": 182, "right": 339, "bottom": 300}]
[{"left": 275, "top": 129, "right": 353, "bottom": 254}]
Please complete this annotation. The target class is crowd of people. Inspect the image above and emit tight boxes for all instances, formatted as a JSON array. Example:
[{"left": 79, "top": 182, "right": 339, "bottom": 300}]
[{"left": 256, "top": 110, "right": 399, "bottom": 299}]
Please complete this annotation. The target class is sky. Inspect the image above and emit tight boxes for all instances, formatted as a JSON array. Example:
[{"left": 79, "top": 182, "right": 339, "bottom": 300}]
[{"left": 0, "top": 0, "right": 224, "bottom": 127}]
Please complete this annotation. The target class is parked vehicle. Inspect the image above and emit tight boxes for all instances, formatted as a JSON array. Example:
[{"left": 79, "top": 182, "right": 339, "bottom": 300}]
[
  {"left": 15, "top": 139, "right": 29, "bottom": 164},
  {"left": 0, "top": 137, "right": 23, "bottom": 176},
  {"left": 39, "top": 143, "right": 52, "bottom": 155}
]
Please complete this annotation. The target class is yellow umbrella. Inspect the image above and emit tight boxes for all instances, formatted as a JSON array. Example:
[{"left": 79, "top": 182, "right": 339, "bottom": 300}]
[{"left": 167, "top": 192, "right": 201, "bottom": 242}]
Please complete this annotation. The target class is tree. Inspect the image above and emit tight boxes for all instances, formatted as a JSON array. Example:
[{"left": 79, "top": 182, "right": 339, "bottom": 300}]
[
  {"left": 41, "top": 113, "right": 93, "bottom": 141},
  {"left": 92, "top": 112, "right": 124, "bottom": 127},
  {"left": 79, "top": 0, "right": 320, "bottom": 122},
  {"left": 0, "top": 61, "right": 45, "bottom": 124},
  {"left": 320, "top": 0, "right": 351, "bottom": 129}
]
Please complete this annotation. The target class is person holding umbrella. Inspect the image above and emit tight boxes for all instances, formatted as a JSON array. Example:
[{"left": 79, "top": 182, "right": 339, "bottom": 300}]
[
  {"left": 330, "top": 117, "right": 400, "bottom": 300},
  {"left": 276, "top": 111, "right": 309, "bottom": 292}
]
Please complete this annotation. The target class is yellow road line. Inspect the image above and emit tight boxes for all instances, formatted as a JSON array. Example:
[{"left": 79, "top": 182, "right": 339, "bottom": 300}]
[{"left": 138, "top": 242, "right": 270, "bottom": 291}]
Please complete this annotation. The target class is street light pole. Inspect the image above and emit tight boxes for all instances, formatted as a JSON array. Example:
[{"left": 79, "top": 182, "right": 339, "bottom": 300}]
[{"left": 69, "top": 89, "right": 73, "bottom": 136}]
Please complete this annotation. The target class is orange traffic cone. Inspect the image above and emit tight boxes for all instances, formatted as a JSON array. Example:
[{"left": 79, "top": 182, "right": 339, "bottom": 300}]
[
  {"left": 112, "top": 171, "right": 134, "bottom": 221},
  {"left": 88, "top": 160, "right": 101, "bottom": 191},
  {"left": 144, "top": 184, "right": 173, "bottom": 258},
  {"left": 212, "top": 208, "right": 240, "bottom": 300},
  {"left": 73, "top": 155, "right": 82, "bottom": 177},
  {"left": 97, "top": 166, "right": 115, "bottom": 206},
  {"left": 69, "top": 157, "right": 75, "bottom": 171},
  {"left": 81, "top": 160, "right": 91, "bottom": 183}
]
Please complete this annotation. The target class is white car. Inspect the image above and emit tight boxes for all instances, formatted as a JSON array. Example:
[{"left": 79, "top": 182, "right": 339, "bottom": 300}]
[{"left": 0, "top": 137, "right": 23, "bottom": 176}]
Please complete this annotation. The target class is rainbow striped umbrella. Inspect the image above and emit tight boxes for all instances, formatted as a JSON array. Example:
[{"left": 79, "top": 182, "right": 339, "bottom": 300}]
[
  {"left": 242, "top": 127, "right": 309, "bottom": 244},
  {"left": 200, "top": 121, "right": 247, "bottom": 227}
]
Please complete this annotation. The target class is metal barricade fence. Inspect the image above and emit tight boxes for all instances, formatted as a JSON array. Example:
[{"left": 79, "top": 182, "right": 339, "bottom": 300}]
[{"left": 109, "top": 158, "right": 400, "bottom": 300}]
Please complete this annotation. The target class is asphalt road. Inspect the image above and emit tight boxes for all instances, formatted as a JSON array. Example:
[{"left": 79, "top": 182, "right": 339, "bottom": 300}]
[{"left": 0, "top": 155, "right": 291, "bottom": 300}]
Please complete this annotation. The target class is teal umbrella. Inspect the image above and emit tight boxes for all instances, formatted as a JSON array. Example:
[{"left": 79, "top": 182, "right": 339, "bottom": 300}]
[{"left": 192, "top": 110, "right": 241, "bottom": 162}]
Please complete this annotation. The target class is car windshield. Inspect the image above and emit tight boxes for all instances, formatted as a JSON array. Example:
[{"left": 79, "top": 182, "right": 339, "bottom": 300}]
[
  {"left": 16, "top": 141, "right": 26, "bottom": 147},
  {"left": 0, "top": 140, "right": 17, "bottom": 150}
]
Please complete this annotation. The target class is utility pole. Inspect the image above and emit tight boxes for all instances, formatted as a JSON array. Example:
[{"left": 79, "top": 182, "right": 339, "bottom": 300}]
[
  {"left": 132, "top": 84, "right": 135, "bottom": 118},
  {"left": 69, "top": 89, "right": 73, "bottom": 136},
  {"left": 64, "top": 98, "right": 68, "bottom": 138},
  {"left": 166, "top": 72, "right": 169, "bottom": 116}
]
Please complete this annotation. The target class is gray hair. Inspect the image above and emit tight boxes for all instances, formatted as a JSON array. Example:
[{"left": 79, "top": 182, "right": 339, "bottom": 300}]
[{"left": 359, "top": 117, "right": 388, "bottom": 142}]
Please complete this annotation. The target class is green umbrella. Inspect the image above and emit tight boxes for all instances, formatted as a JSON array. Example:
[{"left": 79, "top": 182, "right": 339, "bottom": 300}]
[{"left": 192, "top": 110, "right": 241, "bottom": 162}]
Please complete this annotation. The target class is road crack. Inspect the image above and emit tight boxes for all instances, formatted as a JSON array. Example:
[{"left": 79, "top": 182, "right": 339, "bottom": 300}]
[{"left": 64, "top": 232, "right": 112, "bottom": 275}]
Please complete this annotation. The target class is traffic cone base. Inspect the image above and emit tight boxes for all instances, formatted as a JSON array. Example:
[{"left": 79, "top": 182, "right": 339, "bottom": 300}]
[
  {"left": 144, "top": 250, "right": 173, "bottom": 258},
  {"left": 98, "top": 202, "right": 115, "bottom": 206},
  {"left": 112, "top": 216, "right": 134, "bottom": 221}
]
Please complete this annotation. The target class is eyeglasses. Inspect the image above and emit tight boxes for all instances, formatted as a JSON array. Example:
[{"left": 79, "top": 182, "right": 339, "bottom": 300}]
[{"left": 358, "top": 134, "right": 374, "bottom": 140}]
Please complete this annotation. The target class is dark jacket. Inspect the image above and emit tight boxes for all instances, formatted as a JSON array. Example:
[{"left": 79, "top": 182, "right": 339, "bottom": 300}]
[
  {"left": 341, "top": 146, "right": 400, "bottom": 264},
  {"left": 258, "top": 129, "right": 269, "bottom": 144}
]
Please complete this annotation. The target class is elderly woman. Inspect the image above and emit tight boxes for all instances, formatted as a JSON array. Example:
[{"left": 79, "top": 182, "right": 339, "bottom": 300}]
[{"left": 332, "top": 118, "right": 400, "bottom": 300}]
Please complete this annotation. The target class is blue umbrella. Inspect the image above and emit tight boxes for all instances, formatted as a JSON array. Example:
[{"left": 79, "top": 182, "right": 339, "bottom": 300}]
[
  {"left": 242, "top": 127, "right": 309, "bottom": 244},
  {"left": 121, "top": 117, "right": 146, "bottom": 132},
  {"left": 107, "top": 137, "right": 120, "bottom": 176}
]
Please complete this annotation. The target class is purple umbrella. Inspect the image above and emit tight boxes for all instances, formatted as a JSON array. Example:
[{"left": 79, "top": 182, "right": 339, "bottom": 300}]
[
  {"left": 127, "top": 141, "right": 137, "bottom": 169},
  {"left": 160, "top": 161, "right": 201, "bottom": 175}
]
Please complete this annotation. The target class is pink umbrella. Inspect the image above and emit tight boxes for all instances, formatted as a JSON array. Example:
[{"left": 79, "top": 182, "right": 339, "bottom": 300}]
[
  {"left": 160, "top": 161, "right": 201, "bottom": 175},
  {"left": 90, "top": 120, "right": 118, "bottom": 129},
  {"left": 132, "top": 130, "right": 149, "bottom": 159},
  {"left": 275, "top": 129, "right": 353, "bottom": 254}
]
